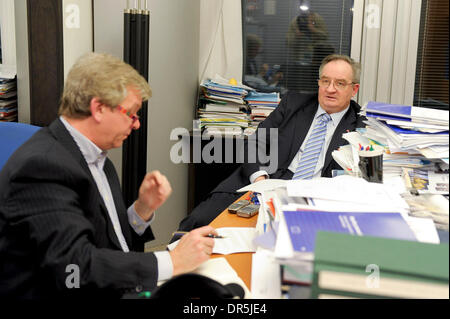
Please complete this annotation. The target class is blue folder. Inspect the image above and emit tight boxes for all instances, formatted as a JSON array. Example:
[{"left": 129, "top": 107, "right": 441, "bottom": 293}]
[{"left": 283, "top": 211, "right": 417, "bottom": 254}]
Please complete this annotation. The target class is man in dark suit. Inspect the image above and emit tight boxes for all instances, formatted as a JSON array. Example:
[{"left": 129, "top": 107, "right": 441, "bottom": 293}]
[
  {"left": 0, "top": 53, "right": 216, "bottom": 299},
  {"left": 178, "top": 54, "right": 366, "bottom": 231}
]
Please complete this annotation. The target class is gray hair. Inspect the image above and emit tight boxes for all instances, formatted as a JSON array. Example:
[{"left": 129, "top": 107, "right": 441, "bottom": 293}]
[
  {"left": 319, "top": 54, "right": 361, "bottom": 84},
  {"left": 59, "top": 52, "right": 151, "bottom": 118}
]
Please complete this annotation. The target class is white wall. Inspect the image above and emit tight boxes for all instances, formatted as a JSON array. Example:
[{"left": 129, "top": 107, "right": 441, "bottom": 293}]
[
  {"left": 94, "top": 0, "right": 200, "bottom": 246},
  {"left": 62, "top": 0, "right": 93, "bottom": 80},
  {"left": 14, "top": 0, "right": 30, "bottom": 123},
  {"left": 146, "top": 0, "right": 200, "bottom": 245}
]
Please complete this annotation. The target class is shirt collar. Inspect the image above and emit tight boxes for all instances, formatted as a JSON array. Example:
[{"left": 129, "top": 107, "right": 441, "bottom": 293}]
[
  {"left": 59, "top": 116, "right": 107, "bottom": 168},
  {"left": 316, "top": 104, "right": 350, "bottom": 126}
]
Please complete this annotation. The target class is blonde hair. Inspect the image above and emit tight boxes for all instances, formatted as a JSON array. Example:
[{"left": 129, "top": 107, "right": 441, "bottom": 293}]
[
  {"left": 319, "top": 54, "right": 361, "bottom": 84},
  {"left": 58, "top": 52, "right": 152, "bottom": 118}
]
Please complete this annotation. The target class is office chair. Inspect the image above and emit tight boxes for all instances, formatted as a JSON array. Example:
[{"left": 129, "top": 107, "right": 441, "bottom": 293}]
[{"left": 0, "top": 122, "right": 41, "bottom": 171}]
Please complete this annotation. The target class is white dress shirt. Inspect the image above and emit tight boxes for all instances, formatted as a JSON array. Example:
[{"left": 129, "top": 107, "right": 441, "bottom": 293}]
[{"left": 249, "top": 104, "right": 349, "bottom": 183}]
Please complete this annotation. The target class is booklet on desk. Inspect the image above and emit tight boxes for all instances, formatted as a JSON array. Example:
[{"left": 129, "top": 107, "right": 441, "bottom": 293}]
[
  {"left": 311, "top": 232, "right": 449, "bottom": 299},
  {"left": 365, "top": 101, "right": 449, "bottom": 123},
  {"left": 283, "top": 211, "right": 417, "bottom": 260}
]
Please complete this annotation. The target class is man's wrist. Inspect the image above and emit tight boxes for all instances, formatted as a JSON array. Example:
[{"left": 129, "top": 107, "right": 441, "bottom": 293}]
[
  {"left": 249, "top": 170, "right": 269, "bottom": 184},
  {"left": 134, "top": 200, "right": 154, "bottom": 222}
]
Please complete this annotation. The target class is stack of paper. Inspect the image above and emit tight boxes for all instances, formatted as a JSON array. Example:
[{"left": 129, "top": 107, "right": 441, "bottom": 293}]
[
  {"left": 244, "top": 91, "right": 281, "bottom": 128},
  {"left": 245, "top": 176, "right": 441, "bottom": 287},
  {"left": 361, "top": 101, "right": 449, "bottom": 163},
  {"left": 311, "top": 232, "right": 449, "bottom": 299},
  {"left": 333, "top": 126, "right": 449, "bottom": 230},
  {"left": 0, "top": 77, "right": 17, "bottom": 122},
  {"left": 198, "top": 79, "right": 251, "bottom": 134}
]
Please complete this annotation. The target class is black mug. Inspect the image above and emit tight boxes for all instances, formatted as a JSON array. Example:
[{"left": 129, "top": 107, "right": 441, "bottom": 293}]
[{"left": 358, "top": 145, "right": 383, "bottom": 183}]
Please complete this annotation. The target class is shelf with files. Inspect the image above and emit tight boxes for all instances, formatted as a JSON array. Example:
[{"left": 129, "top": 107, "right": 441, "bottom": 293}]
[{"left": 0, "top": 77, "right": 18, "bottom": 122}]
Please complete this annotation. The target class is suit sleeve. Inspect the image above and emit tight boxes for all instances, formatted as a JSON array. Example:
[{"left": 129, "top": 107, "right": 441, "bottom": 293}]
[{"left": 3, "top": 155, "right": 159, "bottom": 294}]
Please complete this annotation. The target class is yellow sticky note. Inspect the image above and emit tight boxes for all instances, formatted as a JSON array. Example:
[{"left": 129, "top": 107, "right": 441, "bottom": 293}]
[{"left": 229, "top": 78, "right": 237, "bottom": 86}]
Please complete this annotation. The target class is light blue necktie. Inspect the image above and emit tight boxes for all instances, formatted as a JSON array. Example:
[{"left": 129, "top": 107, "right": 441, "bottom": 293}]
[{"left": 292, "top": 113, "right": 332, "bottom": 180}]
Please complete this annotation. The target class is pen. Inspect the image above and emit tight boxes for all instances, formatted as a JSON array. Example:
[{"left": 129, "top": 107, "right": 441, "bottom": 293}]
[{"left": 171, "top": 231, "right": 226, "bottom": 239}]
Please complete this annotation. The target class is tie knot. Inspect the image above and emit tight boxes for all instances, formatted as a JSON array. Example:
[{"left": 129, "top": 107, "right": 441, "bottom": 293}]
[{"left": 319, "top": 113, "right": 332, "bottom": 124}]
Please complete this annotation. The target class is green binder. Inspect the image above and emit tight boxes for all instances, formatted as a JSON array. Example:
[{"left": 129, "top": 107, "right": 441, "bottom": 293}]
[{"left": 311, "top": 232, "right": 449, "bottom": 299}]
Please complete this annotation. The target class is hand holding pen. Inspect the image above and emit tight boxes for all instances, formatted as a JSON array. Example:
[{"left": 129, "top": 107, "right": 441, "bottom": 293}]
[
  {"left": 172, "top": 231, "right": 226, "bottom": 239},
  {"left": 169, "top": 225, "right": 218, "bottom": 276}
]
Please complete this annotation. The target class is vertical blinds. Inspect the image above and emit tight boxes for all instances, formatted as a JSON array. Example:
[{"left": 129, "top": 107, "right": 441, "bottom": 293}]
[
  {"left": 242, "top": 0, "right": 354, "bottom": 97},
  {"left": 414, "top": 0, "right": 449, "bottom": 110}
]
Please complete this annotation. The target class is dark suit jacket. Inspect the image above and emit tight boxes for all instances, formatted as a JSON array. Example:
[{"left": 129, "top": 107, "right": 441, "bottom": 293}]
[
  {"left": 213, "top": 92, "right": 366, "bottom": 193},
  {"left": 0, "top": 119, "right": 158, "bottom": 299}
]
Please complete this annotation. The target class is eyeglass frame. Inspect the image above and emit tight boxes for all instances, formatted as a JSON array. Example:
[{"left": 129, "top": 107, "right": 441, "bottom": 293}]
[
  {"left": 116, "top": 105, "right": 140, "bottom": 124},
  {"left": 317, "top": 77, "right": 356, "bottom": 90}
]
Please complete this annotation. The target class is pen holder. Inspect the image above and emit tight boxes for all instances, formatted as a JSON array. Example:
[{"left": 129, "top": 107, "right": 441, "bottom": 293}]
[{"left": 358, "top": 145, "right": 384, "bottom": 183}]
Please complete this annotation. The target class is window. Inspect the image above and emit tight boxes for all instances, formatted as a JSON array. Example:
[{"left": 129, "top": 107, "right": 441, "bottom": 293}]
[
  {"left": 414, "top": 0, "right": 449, "bottom": 110},
  {"left": 0, "top": 0, "right": 16, "bottom": 67},
  {"left": 242, "top": 0, "right": 354, "bottom": 96}
]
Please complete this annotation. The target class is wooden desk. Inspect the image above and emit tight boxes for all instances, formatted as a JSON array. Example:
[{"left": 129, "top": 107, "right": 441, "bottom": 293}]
[{"left": 209, "top": 193, "right": 257, "bottom": 290}]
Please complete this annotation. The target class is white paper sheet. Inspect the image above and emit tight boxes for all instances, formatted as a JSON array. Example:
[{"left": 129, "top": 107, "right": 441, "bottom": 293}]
[
  {"left": 212, "top": 227, "right": 257, "bottom": 254},
  {"left": 404, "top": 216, "right": 440, "bottom": 244},
  {"left": 236, "top": 179, "right": 287, "bottom": 193},
  {"left": 251, "top": 249, "right": 281, "bottom": 299},
  {"left": 286, "top": 175, "right": 409, "bottom": 212},
  {"left": 168, "top": 227, "right": 257, "bottom": 255}
]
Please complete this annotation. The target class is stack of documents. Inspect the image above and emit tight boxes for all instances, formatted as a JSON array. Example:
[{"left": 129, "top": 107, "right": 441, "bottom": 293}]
[
  {"left": 242, "top": 176, "right": 442, "bottom": 288},
  {"left": 311, "top": 232, "right": 449, "bottom": 299},
  {"left": 200, "top": 78, "right": 249, "bottom": 105},
  {"left": 198, "top": 78, "right": 251, "bottom": 134},
  {"left": 361, "top": 101, "right": 449, "bottom": 163},
  {"left": 332, "top": 124, "right": 449, "bottom": 229},
  {"left": 332, "top": 130, "right": 439, "bottom": 180},
  {"left": 0, "top": 77, "right": 17, "bottom": 122},
  {"left": 244, "top": 91, "right": 281, "bottom": 128}
]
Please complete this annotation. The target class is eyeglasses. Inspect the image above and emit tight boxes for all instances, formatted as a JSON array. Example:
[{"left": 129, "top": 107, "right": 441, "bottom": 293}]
[
  {"left": 318, "top": 78, "right": 355, "bottom": 90},
  {"left": 116, "top": 105, "right": 139, "bottom": 124}
]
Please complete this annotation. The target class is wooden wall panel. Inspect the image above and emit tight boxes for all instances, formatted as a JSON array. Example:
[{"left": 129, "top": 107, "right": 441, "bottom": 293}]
[{"left": 27, "top": 0, "right": 64, "bottom": 126}]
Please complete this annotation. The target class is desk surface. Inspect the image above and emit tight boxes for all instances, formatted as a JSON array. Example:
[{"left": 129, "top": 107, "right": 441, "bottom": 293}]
[{"left": 209, "top": 193, "right": 257, "bottom": 290}]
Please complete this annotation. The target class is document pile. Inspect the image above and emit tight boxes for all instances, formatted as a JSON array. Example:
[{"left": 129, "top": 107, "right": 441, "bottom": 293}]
[
  {"left": 331, "top": 102, "right": 449, "bottom": 230},
  {"left": 241, "top": 176, "right": 441, "bottom": 292},
  {"left": 198, "top": 78, "right": 250, "bottom": 135},
  {"left": 244, "top": 91, "right": 280, "bottom": 129},
  {"left": 0, "top": 77, "right": 17, "bottom": 122},
  {"left": 311, "top": 232, "right": 449, "bottom": 299},
  {"left": 362, "top": 101, "right": 449, "bottom": 164}
]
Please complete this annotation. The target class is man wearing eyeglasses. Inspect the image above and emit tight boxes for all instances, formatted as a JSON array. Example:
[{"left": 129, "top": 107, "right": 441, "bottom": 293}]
[
  {"left": 0, "top": 53, "right": 217, "bottom": 299},
  {"left": 177, "top": 54, "right": 366, "bottom": 231}
]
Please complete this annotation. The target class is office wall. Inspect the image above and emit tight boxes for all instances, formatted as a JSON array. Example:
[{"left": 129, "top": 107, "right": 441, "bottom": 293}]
[
  {"left": 62, "top": 0, "right": 93, "bottom": 80},
  {"left": 15, "top": 0, "right": 93, "bottom": 123},
  {"left": 14, "top": 0, "right": 30, "bottom": 123},
  {"left": 94, "top": 0, "right": 200, "bottom": 246}
]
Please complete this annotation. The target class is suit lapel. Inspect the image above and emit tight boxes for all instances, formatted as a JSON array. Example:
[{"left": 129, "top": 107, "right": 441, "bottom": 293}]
[
  {"left": 103, "top": 159, "right": 133, "bottom": 246},
  {"left": 323, "top": 103, "right": 358, "bottom": 171},
  {"left": 49, "top": 119, "right": 124, "bottom": 250},
  {"left": 49, "top": 119, "right": 92, "bottom": 176},
  {"left": 286, "top": 101, "right": 318, "bottom": 166}
]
